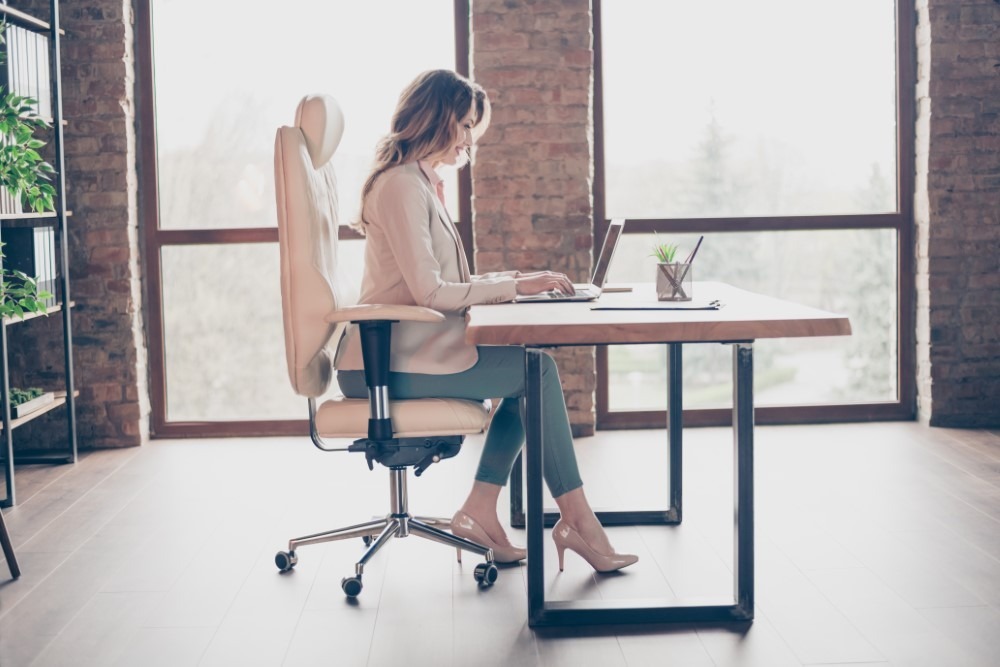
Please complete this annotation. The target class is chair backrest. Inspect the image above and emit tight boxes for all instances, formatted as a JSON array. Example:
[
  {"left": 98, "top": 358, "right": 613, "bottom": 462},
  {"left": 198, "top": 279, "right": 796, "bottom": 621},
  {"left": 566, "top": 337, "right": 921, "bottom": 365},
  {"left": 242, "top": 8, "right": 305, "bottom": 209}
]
[{"left": 274, "top": 94, "right": 352, "bottom": 397}]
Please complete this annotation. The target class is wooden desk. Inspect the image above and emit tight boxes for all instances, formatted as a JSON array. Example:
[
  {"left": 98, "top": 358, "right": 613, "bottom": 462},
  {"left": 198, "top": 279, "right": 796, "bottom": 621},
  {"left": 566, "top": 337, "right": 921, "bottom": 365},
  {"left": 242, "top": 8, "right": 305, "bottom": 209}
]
[{"left": 466, "top": 282, "right": 850, "bottom": 627}]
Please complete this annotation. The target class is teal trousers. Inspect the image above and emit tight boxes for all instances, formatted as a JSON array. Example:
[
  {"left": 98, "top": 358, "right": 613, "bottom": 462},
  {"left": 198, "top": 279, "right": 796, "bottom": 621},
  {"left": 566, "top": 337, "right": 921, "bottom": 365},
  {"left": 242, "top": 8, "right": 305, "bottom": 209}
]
[{"left": 336, "top": 345, "right": 583, "bottom": 498}]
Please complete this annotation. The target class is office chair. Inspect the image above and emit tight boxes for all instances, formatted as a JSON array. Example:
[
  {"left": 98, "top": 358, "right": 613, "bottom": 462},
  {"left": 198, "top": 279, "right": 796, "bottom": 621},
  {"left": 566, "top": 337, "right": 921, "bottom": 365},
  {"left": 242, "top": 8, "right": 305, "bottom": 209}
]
[{"left": 272, "top": 94, "right": 498, "bottom": 597}]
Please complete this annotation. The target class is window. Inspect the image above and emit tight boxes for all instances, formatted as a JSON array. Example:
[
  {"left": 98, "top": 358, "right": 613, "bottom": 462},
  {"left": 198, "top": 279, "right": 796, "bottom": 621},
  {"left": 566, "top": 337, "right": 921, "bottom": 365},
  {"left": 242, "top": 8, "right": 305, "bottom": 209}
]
[
  {"left": 595, "top": 0, "right": 914, "bottom": 426},
  {"left": 138, "top": 0, "right": 468, "bottom": 435}
]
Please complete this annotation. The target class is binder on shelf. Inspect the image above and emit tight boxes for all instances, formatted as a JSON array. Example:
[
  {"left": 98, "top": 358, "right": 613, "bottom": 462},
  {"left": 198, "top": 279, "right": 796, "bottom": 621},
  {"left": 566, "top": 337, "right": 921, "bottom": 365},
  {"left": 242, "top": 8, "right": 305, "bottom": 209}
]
[
  {"left": 1, "top": 226, "right": 57, "bottom": 308},
  {"left": 0, "top": 24, "right": 51, "bottom": 119},
  {"left": 0, "top": 185, "right": 21, "bottom": 215},
  {"left": 35, "top": 30, "right": 50, "bottom": 117}
]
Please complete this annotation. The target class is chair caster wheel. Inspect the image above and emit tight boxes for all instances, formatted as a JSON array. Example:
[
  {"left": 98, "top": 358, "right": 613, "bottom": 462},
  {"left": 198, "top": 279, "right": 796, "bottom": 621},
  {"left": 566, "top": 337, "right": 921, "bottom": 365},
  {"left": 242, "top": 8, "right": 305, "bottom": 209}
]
[
  {"left": 275, "top": 550, "right": 297, "bottom": 572},
  {"left": 362, "top": 535, "right": 373, "bottom": 547},
  {"left": 341, "top": 576, "right": 363, "bottom": 597},
  {"left": 474, "top": 562, "right": 498, "bottom": 586}
]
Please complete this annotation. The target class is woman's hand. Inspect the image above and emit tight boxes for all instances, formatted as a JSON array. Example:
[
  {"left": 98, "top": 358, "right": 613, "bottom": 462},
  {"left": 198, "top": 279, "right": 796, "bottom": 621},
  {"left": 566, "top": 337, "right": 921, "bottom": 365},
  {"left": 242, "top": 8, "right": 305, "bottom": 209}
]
[{"left": 514, "top": 271, "right": 576, "bottom": 296}]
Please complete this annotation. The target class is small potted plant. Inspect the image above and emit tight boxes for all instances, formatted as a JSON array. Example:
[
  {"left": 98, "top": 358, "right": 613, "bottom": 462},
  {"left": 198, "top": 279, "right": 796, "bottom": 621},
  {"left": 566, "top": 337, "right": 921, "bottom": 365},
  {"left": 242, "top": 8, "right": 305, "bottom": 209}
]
[
  {"left": 9, "top": 386, "right": 54, "bottom": 419},
  {"left": 651, "top": 234, "right": 692, "bottom": 301}
]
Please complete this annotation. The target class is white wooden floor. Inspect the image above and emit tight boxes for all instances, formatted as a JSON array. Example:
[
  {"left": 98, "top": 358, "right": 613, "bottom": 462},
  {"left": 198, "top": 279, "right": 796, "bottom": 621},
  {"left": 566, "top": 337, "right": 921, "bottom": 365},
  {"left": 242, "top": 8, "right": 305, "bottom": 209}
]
[{"left": 2, "top": 421, "right": 999, "bottom": 666}]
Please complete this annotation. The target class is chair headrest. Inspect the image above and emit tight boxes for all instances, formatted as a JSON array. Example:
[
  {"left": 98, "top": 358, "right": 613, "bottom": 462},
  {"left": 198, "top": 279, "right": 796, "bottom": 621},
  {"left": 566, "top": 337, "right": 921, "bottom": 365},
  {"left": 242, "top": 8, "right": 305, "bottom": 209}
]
[
  {"left": 275, "top": 94, "right": 347, "bottom": 398},
  {"left": 294, "top": 94, "right": 345, "bottom": 169}
]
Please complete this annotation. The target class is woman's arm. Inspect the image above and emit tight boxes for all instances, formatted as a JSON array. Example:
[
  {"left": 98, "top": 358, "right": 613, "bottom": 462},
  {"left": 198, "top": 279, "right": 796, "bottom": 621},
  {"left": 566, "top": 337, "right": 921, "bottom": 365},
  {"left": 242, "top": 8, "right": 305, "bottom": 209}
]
[{"left": 475, "top": 269, "right": 519, "bottom": 280}]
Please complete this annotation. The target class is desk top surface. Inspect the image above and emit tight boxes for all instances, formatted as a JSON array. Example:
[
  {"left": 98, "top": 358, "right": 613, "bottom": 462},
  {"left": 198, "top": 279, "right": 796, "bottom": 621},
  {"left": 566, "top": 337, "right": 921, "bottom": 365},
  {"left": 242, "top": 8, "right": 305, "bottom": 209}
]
[{"left": 465, "top": 282, "right": 852, "bottom": 347}]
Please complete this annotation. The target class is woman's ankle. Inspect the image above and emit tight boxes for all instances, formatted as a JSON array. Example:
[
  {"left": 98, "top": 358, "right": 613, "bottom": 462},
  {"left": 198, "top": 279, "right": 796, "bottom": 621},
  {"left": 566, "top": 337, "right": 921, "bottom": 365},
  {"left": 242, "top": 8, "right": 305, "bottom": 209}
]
[
  {"left": 456, "top": 481, "right": 514, "bottom": 545},
  {"left": 459, "top": 480, "right": 503, "bottom": 518},
  {"left": 553, "top": 487, "right": 615, "bottom": 553},
  {"left": 552, "top": 487, "right": 590, "bottom": 525}
]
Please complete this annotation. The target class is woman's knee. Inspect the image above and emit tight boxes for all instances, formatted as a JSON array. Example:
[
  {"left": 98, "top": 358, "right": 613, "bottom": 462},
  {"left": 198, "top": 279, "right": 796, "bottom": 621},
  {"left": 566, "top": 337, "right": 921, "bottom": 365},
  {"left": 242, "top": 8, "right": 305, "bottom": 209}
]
[
  {"left": 336, "top": 370, "right": 367, "bottom": 399},
  {"left": 540, "top": 351, "right": 560, "bottom": 377},
  {"left": 496, "top": 396, "right": 521, "bottom": 415},
  {"left": 540, "top": 351, "right": 563, "bottom": 388}
]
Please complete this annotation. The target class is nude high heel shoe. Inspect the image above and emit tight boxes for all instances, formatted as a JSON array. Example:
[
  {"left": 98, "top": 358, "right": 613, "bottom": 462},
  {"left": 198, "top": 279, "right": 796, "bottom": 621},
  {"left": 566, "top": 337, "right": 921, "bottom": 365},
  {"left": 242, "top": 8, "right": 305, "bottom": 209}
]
[
  {"left": 451, "top": 511, "right": 527, "bottom": 564},
  {"left": 552, "top": 519, "right": 638, "bottom": 573}
]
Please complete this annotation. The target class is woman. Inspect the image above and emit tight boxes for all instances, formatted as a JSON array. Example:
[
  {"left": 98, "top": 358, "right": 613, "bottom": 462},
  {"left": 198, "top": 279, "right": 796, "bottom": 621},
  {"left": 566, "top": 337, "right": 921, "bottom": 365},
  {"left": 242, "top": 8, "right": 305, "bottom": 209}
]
[{"left": 335, "top": 70, "right": 636, "bottom": 573}]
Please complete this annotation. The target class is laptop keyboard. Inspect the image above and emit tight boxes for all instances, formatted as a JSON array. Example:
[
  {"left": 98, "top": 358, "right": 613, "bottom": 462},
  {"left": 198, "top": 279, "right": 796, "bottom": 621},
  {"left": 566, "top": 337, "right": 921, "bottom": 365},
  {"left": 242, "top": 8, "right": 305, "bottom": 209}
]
[{"left": 542, "top": 285, "right": 596, "bottom": 299}]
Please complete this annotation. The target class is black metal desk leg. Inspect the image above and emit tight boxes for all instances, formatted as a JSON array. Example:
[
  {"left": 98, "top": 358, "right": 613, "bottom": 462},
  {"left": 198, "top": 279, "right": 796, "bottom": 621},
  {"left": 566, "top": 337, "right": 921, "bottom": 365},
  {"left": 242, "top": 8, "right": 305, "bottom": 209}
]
[
  {"left": 667, "top": 343, "right": 683, "bottom": 521},
  {"left": 524, "top": 349, "right": 546, "bottom": 625},
  {"left": 733, "top": 342, "right": 755, "bottom": 619}
]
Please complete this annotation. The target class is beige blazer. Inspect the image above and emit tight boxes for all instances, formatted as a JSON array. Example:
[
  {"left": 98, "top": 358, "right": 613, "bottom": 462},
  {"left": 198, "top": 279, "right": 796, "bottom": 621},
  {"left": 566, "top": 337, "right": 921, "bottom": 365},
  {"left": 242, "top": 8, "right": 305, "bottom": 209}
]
[{"left": 335, "top": 163, "right": 517, "bottom": 374}]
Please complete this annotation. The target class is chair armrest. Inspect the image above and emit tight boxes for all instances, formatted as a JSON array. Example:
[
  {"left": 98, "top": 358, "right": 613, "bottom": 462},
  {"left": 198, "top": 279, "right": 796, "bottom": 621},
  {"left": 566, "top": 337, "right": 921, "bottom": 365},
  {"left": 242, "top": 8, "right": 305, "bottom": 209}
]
[{"left": 325, "top": 304, "right": 445, "bottom": 324}]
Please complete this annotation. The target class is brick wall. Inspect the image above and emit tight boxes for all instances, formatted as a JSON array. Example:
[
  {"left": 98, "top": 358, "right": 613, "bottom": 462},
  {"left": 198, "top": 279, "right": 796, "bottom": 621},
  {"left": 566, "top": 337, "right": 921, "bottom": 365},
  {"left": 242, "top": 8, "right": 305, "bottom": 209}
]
[
  {"left": 916, "top": 0, "right": 1000, "bottom": 427},
  {"left": 470, "top": 0, "right": 597, "bottom": 435},
  {"left": 10, "top": 0, "right": 149, "bottom": 448}
]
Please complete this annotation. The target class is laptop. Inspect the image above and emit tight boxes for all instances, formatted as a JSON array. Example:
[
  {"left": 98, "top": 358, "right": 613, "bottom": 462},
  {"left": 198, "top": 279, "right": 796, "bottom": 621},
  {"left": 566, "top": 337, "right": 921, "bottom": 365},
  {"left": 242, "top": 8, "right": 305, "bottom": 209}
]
[{"left": 514, "top": 219, "right": 624, "bottom": 302}]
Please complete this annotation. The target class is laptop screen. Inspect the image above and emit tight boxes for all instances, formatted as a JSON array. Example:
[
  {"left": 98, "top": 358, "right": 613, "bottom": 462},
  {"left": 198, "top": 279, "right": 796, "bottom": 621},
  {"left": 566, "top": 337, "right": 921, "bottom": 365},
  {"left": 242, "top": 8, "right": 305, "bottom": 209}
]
[{"left": 591, "top": 219, "right": 624, "bottom": 287}]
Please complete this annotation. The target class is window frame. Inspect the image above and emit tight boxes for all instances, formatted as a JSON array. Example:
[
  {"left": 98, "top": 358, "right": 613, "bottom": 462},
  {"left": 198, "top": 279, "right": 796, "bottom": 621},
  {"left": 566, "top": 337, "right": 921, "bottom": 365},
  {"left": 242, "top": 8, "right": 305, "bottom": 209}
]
[
  {"left": 592, "top": 0, "right": 917, "bottom": 429},
  {"left": 136, "top": 0, "right": 473, "bottom": 437}
]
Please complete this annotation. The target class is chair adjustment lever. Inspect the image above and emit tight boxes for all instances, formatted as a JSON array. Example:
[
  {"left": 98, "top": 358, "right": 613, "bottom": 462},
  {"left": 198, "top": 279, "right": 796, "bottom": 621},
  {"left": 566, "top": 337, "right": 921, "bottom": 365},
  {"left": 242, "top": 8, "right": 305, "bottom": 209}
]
[
  {"left": 414, "top": 438, "right": 464, "bottom": 476},
  {"left": 414, "top": 444, "right": 449, "bottom": 477}
]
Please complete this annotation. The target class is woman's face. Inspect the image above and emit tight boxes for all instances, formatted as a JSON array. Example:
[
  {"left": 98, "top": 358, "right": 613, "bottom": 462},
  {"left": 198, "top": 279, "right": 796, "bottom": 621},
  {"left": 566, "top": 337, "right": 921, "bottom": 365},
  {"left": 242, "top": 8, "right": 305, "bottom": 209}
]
[{"left": 428, "top": 105, "right": 477, "bottom": 167}]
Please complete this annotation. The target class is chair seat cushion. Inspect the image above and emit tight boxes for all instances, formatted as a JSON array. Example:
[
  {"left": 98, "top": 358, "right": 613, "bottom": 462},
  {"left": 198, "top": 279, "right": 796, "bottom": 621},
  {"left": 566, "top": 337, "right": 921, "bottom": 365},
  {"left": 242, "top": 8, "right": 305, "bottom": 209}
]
[{"left": 315, "top": 396, "right": 491, "bottom": 438}]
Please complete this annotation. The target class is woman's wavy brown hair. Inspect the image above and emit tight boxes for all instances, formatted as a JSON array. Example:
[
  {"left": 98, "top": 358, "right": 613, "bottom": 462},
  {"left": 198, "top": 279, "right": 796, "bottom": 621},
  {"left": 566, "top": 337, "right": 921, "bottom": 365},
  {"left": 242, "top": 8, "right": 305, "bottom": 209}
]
[{"left": 356, "top": 70, "right": 489, "bottom": 229}]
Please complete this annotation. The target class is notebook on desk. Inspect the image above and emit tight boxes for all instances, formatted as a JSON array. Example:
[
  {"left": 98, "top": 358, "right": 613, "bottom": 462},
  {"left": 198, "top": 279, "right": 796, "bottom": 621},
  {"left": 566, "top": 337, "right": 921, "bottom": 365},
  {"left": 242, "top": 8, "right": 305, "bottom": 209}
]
[{"left": 514, "top": 219, "right": 624, "bottom": 303}]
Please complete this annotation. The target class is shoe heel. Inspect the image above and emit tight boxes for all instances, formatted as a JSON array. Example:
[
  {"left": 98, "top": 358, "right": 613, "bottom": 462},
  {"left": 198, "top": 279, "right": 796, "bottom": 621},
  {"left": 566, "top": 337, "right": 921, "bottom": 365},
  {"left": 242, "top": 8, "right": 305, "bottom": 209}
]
[
  {"left": 551, "top": 519, "right": 638, "bottom": 573},
  {"left": 450, "top": 511, "right": 526, "bottom": 564}
]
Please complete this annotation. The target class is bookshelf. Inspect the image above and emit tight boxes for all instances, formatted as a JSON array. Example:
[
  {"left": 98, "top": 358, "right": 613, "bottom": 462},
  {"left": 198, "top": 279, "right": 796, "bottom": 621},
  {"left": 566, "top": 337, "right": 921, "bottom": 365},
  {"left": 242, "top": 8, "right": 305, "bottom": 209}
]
[{"left": 0, "top": 0, "right": 76, "bottom": 509}]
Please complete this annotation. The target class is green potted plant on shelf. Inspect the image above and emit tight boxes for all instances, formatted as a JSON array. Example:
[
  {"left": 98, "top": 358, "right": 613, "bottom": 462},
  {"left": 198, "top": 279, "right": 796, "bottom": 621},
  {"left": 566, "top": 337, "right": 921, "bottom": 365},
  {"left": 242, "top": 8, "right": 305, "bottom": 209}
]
[
  {"left": 9, "top": 385, "right": 54, "bottom": 418},
  {"left": 0, "top": 20, "right": 56, "bottom": 319}
]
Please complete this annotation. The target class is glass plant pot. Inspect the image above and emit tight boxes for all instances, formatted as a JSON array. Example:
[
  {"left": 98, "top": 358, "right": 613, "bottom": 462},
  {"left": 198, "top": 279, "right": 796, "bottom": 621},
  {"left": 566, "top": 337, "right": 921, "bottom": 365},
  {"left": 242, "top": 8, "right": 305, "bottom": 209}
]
[{"left": 655, "top": 262, "right": 692, "bottom": 301}]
